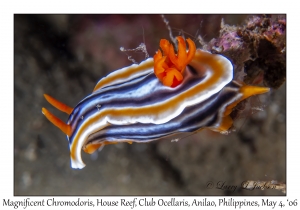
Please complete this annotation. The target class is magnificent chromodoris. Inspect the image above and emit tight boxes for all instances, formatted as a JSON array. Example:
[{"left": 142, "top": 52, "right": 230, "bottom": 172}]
[{"left": 42, "top": 36, "right": 269, "bottom": 169}]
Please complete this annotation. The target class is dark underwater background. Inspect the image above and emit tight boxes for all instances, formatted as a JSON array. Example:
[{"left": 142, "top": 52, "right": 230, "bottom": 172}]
[{"left": 14, "top": 14, "right": 286, "bottom": 195}]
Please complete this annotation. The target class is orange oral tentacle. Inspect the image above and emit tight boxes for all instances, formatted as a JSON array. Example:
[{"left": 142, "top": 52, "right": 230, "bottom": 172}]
[
  {"left": 168, "top": 44, "right": 177, "bottom": 69},
  {"left": 156, "top": 74, "right": 165, "bottom": 81},
  {"left": 163, "top": 68, "right": 183, "bottom": 87},
  {"left": 166, "top": 68, "right": 183, "bottom": 82},
  {"left": 171, "top": 77, "right": 181, "bottom": 88},
  {"left": 160, "top": 39, "right": 171, "bottom": 56},
  {"left": 153, "top": 49, "right": 162, "bottom": 60},
  {"left": 153, "top": 36, "right": 196, "bottom": 88},
  {"left": 44, "top": 94, "right": 73, "bottom": 115},
  {"left": 176, "top": 36, "right": 188, "bottom": 70},
  {"left": 154, "top": 56, "right": 167, "bottom": 75},
  {"left": 186, "top": 38, "right": 196, "bottom": 64},
  {"left": 162, "top": 71, "right": 174, "bottom": 87},
  {"left": 42, "top": 107, "right": 72, "bottom": 136}
]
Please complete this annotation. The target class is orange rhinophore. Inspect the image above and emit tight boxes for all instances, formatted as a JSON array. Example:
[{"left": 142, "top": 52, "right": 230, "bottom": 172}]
[
  {"left": 44, "top": 94, "right": 73, "bottom": 115},
  {"left": 42, "top": 94, "right": 73, "bottom": 136},
  {"left": 153, "top": 36, "right": 196, "bottom": 87}
]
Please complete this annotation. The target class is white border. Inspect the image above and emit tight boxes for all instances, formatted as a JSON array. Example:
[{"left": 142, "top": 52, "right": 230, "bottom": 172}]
[{"left": 1, "top": 0, "right": 297, "bottom": 209}]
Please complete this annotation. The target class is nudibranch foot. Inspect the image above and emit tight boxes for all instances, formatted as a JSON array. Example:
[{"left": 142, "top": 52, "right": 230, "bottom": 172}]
[
  {"left": 222, "top": 84, "right": 270, "bottom": 117},
  {"left": 209, "top": 81, "right": 270, "bottom": 133},
  {"left": 83, "top": 141, "right": 118, "bottom": 154},
  {"left": 42, "top": 36, "right": 270, "bottom": 169}
]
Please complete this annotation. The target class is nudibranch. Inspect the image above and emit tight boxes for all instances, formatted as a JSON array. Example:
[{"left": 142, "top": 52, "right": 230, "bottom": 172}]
[{"left": 42, "top": 36, "right": 269, "bottom": 169}]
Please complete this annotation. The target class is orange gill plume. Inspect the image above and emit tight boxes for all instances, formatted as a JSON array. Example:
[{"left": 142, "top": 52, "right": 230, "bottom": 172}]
[
  {"left": 153, "top": 36, "right": 196, "bottom": 87},
  {"left": 42, "top": 94, "right": 73, "bottom": 137}
]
